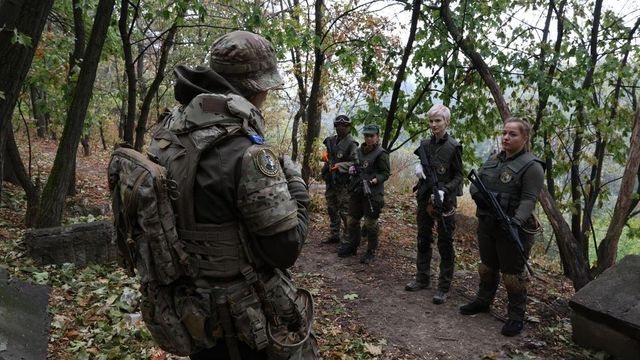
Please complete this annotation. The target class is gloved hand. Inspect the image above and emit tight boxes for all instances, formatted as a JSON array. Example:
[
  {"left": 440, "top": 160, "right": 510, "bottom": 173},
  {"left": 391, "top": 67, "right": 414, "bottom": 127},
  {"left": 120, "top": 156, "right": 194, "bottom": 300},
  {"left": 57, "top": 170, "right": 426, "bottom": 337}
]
[
  {"left": 321, "top": 151, "right": 329, "bottom": 162},
  {"left": 279, "top": 155, "right": 309, "bottom": 208},
  {"left": 437, "top": 189, "right": 445, "bottom": 202},
  {"left": 348, "top": 165, "right": 357, "bottom": 175},
  {"left": 471, "top": 191, "right": 491, "bottom": 210},
  {"left": 330, "top": 163, "right": 340, "bottom": 172},
  {"left": 415, "top": 164, "right": 426, "bottom": 179}
]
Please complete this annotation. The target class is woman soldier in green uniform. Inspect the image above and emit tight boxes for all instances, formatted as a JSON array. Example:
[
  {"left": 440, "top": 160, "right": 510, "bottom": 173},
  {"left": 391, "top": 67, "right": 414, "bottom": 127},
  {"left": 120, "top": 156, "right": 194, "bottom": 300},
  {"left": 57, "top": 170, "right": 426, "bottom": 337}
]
[{"left": 460, "top": 118, "right": 544, "bottom": 337}]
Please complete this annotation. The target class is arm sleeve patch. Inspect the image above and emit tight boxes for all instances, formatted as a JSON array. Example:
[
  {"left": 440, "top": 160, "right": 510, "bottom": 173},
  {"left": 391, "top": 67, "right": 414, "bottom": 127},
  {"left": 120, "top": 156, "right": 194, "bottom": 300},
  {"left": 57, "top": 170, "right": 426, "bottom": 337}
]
[{"left": 237, "top": 145, "right": 298, "bottom": 236}]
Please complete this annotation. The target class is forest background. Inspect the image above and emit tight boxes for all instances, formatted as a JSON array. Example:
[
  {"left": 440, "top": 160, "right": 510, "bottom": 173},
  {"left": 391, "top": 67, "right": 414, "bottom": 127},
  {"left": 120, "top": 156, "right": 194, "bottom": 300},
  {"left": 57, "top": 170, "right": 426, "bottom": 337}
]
[{"left": 0, "top": 0, "right": 639, "bottom": 358}]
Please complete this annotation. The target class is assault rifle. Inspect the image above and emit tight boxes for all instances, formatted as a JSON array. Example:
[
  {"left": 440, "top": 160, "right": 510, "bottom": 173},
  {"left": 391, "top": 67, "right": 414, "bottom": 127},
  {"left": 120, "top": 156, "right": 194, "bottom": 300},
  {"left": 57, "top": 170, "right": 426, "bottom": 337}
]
[
  {"left": 353, "top": 153, "right": 374, "bottom": 214},
  {"left": 467, "top": 169, "right": 534, "bottom": 276},
  {"left": 416, "top": 143, "right": 448, "bottom": 234}
]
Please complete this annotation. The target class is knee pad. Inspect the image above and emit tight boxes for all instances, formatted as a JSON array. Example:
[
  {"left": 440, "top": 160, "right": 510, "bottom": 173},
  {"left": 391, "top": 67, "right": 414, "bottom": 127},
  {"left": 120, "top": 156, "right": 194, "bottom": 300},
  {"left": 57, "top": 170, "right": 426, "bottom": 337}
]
[
  {"left": 478, "top": 263, "right": 497, "bottom": 283},
  {"left": 502, "top": 272, "right": 529, "bottom": 294},
  {"left": 363, "top": 217, "right": 378, "bottom": 231}
]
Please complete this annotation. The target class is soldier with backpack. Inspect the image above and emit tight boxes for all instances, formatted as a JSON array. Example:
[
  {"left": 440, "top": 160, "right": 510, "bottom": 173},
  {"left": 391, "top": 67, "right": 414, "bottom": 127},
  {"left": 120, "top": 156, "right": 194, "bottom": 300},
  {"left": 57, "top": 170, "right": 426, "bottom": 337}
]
[{"left": 109, "top": 31, "right": 317, "bottom": 360}]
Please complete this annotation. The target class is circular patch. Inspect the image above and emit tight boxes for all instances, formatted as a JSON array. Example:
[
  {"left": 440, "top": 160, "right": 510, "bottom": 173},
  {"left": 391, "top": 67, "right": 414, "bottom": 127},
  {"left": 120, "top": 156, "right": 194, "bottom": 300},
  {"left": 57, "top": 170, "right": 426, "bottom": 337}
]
[
  {"left": 437, "top": 164, "right": 447, "bottom": 175},
  {"left": 337, "top": 151, "right": 343, "bottom": 159},
  {"left": 255, "top": 148, "right": 279, "bottom": 177},
  {"left": 500, "top": 171, "right": 513, "bottom": 183},
  {"left": 362, "top": 160, "right": 369, "bottom": 168}
]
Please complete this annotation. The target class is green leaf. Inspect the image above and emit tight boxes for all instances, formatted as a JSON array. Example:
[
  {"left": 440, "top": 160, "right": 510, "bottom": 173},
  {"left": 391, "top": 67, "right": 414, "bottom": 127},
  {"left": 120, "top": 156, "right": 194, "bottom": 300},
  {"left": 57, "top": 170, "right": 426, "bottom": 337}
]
[{"left": 343, "top": 292, "right": 358, "bottom": 300}]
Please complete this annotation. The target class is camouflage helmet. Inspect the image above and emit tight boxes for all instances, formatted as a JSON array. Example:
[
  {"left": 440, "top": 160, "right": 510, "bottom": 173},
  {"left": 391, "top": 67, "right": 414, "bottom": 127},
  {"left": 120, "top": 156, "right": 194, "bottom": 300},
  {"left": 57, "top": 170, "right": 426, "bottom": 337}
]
[
  {"left": 334, "top": 115, "right": 351, "bottom": 126},
  {"left": 209, "top": 31, "right": 284, "bottom": 96}
]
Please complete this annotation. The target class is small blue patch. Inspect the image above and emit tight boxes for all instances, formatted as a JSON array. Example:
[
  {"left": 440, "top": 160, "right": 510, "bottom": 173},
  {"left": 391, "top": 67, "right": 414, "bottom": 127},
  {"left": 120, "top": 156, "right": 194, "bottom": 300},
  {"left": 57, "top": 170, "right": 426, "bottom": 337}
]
[{"left": 248, "top": 134, "right": 264, "bottom": 144}]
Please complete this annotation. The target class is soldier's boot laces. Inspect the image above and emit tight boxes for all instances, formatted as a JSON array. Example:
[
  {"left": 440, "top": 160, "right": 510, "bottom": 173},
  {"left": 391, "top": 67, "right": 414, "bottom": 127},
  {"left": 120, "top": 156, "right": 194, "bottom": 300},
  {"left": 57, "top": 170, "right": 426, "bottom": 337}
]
[
  {"left": 337, "top": 245, "right": 357, "bottom": 257},
  {"left": 404, "top": 280, "right": 431, "bottom": 291},
  {"left": 360, "top": 250, "right": 375, "bottom": 264},
  {"left": 459, "top": 300, "right": 490, "bottom": 315},
  {"left": 501, "top": 319, "right": 523, "bottom": 337},
  {"left": 321, "top": 236, "right": 340, "bottom": 244},
  {"left": 432, "top": 290, "right": 447, "bottom": 304}
]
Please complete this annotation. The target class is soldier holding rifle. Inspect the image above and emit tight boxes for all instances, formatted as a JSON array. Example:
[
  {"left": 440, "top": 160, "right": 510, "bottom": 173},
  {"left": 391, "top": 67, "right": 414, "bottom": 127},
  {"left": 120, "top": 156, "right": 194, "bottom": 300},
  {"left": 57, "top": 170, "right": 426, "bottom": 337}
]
[
  {"left": 404, "top": 104, "right": 463, "bottom": 305},
  {"left": 338, "top": 124, "right": 390, "bottom": 264},
  {"left": 460, "top": 117, "right": 544, "bottom": 337}
]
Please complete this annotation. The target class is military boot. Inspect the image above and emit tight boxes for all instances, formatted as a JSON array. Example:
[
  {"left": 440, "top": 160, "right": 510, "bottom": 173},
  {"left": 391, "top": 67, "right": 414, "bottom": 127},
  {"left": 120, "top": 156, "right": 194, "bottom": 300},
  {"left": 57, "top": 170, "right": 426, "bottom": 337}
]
[
  {"left": 405, "top": 280, "right": 431, "bottom": 291},
  {"left": 337, "top": 244, "right": 357, "bottom": 257},
  {"left": 432, "top": 290, "right": 447, "bottom": 304},
  {"left": 459, "top": 299, "right": 490, "bottom": 315},
  {"left": 501, "top": 319, "right": 524, "bottom": 336},
  {"left": 321, "top": 236, "right": 340, "bottom": 244},
  {"left": 360, "top": 249, "right": 375, "bottom": 264}
]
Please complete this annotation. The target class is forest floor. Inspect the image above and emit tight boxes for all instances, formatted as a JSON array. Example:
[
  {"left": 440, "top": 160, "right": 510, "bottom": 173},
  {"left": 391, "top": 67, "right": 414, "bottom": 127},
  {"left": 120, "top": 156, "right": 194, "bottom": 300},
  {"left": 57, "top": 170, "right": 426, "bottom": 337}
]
[{"left": 0, "top": 137, "right": 606, "bottom": 359}]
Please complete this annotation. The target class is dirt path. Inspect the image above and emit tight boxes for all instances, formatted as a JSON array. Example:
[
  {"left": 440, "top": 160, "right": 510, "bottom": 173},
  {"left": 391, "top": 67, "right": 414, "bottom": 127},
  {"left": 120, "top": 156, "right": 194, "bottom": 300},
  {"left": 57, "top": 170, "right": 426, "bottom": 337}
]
[{"left": 295, "top": 210, "right": 526, "bottom": 359}]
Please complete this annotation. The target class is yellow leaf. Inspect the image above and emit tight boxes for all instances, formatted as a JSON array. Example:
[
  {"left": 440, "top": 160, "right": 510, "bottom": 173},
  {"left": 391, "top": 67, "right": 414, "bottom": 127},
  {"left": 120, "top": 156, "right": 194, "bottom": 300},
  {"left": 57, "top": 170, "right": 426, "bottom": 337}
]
[{"left": 364, "top": 342, "right": 382, "bottom": 355}]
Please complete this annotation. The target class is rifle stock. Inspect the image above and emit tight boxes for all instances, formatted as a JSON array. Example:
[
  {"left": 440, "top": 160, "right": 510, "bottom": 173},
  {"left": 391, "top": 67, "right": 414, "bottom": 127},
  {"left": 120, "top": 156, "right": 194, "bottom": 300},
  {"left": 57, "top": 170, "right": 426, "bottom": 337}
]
[{"left": 467, "top": 169, "right": 534, "bottom": 276}]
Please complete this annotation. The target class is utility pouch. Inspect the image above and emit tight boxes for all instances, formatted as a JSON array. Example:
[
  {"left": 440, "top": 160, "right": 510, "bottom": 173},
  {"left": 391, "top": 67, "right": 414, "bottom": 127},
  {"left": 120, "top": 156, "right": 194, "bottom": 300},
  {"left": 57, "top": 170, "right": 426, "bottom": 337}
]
[{"left": 226, "top": 281, "right": 269, "bottom": 350}]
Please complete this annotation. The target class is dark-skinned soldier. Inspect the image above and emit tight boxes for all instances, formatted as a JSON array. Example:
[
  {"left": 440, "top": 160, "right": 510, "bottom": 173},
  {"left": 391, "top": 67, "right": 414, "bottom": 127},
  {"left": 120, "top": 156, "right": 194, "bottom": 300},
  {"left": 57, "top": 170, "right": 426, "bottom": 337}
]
[
  {"left": 460, "top": 117, "right": 544, "bottom": 337},
  {"left": 337, "top": 124, "right": 390, "bottom": 264},
  {"left": 405, "top": 104, "right": 463, "bottom": 305},
  {"left": 320, "top": 115, "right": 358, "bottom": 244},
  {"left": 138, "top": 31, "right": 317, "bottom": 359}
]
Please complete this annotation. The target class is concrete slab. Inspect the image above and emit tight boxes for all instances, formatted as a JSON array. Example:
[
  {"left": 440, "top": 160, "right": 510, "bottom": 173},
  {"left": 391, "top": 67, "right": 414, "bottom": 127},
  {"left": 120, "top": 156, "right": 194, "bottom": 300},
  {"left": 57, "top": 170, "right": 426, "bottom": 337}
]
[
  {"left": 0, "top": 273, "right": 51, "bottom": 360},
  {"left": 569, "top": 255, "right": 640, "bottom": 359}
]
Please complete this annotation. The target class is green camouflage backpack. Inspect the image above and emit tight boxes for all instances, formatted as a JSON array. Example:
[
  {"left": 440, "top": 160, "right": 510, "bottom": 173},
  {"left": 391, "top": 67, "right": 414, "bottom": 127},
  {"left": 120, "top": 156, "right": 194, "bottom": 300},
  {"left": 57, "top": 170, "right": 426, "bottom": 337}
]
[{"left": 108, "top": 146, "right": 197, "bottom": 355}]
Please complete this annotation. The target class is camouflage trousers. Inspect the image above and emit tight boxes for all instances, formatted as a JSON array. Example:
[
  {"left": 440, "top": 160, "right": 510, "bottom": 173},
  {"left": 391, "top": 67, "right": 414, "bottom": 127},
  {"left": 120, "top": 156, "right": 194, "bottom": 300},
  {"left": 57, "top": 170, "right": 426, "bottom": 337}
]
[
  {"left": 189, "top": 334, "right": 318, "bottom": 360},
  {"left": 475, "top": 215, "right": 535, "bottom": 321},
  {"left": 415, "top": 198, "right": 456, "bottom": 291},
  {"left": 325, "top": 183, "right": 350, "bottom": 240},
  {"left": 343, "top": 191, "right": 384, "bottom": 252}
]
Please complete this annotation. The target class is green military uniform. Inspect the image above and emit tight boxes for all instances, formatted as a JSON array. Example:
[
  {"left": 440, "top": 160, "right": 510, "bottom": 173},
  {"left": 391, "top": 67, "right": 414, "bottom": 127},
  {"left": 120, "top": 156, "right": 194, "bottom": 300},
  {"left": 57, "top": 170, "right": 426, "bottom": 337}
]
[
  {"left": 338, "top": 136, "right": 390, "bottom": 263},
  {"left": 321, "top": 134, "right": 358, "bottom": 243},
  {"left": 464, "top": 149, "right": 544, "bottom": 334},
  {"left": 135, "top": 31, "right": 317, "bottom": 360},
  {"left": 407, "top": 134, "right": 463, "bottom": 298}
]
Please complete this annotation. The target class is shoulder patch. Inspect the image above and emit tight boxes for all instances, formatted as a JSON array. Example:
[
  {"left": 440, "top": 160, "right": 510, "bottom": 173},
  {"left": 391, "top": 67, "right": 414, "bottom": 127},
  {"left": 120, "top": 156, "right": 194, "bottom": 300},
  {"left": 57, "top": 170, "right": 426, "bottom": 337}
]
[{"left": 254, "top": 148, "right": 280, "bottom": 177}]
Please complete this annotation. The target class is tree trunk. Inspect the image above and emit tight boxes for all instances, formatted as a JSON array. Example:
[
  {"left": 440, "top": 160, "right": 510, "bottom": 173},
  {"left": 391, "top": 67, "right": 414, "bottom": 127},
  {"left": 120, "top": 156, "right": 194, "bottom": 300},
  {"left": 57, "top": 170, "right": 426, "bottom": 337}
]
[
  {"left": 119, "top": 0, "right": 138, "bottom": 146},
  {"left": 595, "top": 106, "right": 640, "bottom": 273},
  {"left": 440, "top": 0, "right": 591, "bottom": 290},
  {"left": 0, "top": 0, "right": 54, "bottom": 199},
  {"left": 81, "top": 133, "right": 91, "bottom": 156},
  {"left": 35, "top": 0, "right": 116, "bottom": 228},
  {"left": 99, "top": 121, "right": 108, "bottom": 150},
  {"left": 301, "top": 0, "right": 325, "bottom": 183},
  {"left": 381, "top": 0, "right": 422, "bottom": 150},
  {"left": 134, "top": 24, "right": 178, "bottom": 151},
  {"left": 5, "top": 123, "right": 41, "bottom": 226},
  {"left": 30, "top": 84, "right": 48, "bottom": 138}
]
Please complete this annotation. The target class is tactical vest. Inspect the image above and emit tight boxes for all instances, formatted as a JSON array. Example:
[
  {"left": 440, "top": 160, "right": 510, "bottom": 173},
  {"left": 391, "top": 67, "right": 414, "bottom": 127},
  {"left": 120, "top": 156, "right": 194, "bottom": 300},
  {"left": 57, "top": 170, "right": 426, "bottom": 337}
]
[
  {"left": 325, "top": 134, "right": 357, "bottom": 184},
  {"left": 478, "top": 151, "right": 544, "bottom": 217},
  {"left": 419, "top": 136, "right": 462, "bottom": 194},
  {"left": 356, "top": 145, "right": 386, "bottom": 194},
  {"left": 148, "top": 93, "right": 253, "bottom": 279}
]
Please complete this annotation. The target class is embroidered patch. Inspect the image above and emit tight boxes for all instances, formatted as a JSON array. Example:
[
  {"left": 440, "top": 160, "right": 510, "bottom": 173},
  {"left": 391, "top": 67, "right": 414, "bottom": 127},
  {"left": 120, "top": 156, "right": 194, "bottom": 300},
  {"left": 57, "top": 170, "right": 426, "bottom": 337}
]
[
  {"left": 500, "top": 171, "right": 514, "bottom": 183},
  {"left": 255, "top": 148, "right": 279, "bottom": 177},
  {"left": 437, "top": 164, "right": 447, "bottom": 175},
  {"left": 362, "top": 160, "right": 369, "bottom": 168}
]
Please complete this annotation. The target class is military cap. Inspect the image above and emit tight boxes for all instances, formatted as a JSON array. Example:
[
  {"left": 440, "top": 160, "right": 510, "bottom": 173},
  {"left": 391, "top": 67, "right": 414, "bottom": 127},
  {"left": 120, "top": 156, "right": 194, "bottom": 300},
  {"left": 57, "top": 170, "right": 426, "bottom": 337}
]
[
  {"left": 362, "top": 124, "right": 380, "bottom": 135},
  {"left": 334, "top": 115, "right": 351, "bottom": 125},
  {"left": 209, "top": 31, "right": 284, "bottom": 95}
]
